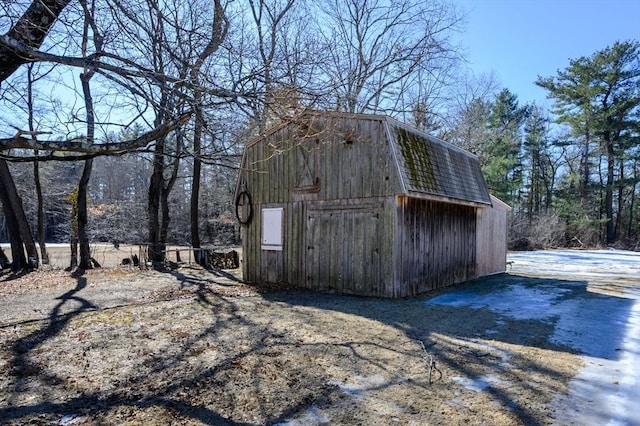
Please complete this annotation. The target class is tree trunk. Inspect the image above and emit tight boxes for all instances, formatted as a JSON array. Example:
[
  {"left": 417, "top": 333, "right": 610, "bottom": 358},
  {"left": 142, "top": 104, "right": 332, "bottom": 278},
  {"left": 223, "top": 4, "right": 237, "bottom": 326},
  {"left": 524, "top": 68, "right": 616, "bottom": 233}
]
[
  {"left": 605, "top": 135, "right": 615, "bottom": 244},
  {"left": 190, "top": 123, "right": 202, "bottom": 262},
  {"left": 614, "top": 159, "right": 624, "bottom": 240},
  {"left": 628, "top": 159, "right": 638, "bottom": 239},
  {"left": 0, "top": 0, "right": 72, "bottom": 82},
  {"left": 28, "top": 65, "right": 49, "bottom": 265},
  {"left": 77, "top": 159, "right": 94, "bottom": 269},
  {"left": 69, "top": 239, "right": 78, "bottom": 270},
  {"left": 159, "top": 185, "right": 171, "bottom": 253},
  {"left": 160, "top": 130, "right": 181, "bottom": 256},
  {"left": 581, "top": 130, "right": 590, "bottom": 201},
  {"left": 69, "top": 188, "right": 79, "bottom": 270},
  {"left": 0, "top": 159, "right": 38, "bottom": 268},
  {"left": 189, "top": 0, "right": 227, "bottom": 265},
  {"left": 149, "top": 139, "right": 179, "bottom": 268},
  {"left": 34, "top": 157, "right": 49, "bottom": 265},
  {"left": 76, "top": 44, "right": 97, "bottom": 269},
  {"left": 0, "top": 178, "right": 28, "bottom": 271},
  {"left": 148, "top": 135, "right": 165, "bottom": 264},
  {"left": 0, "top": 246, "right": 10, "bottom": 270},
  {"left": 74, "top": 0, "right": 102, "bottom": 270}
]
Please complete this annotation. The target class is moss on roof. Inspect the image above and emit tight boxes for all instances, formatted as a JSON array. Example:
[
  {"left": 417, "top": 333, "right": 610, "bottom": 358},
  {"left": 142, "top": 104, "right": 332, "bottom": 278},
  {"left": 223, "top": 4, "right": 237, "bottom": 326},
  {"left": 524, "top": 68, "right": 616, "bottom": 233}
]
[{"left": 391, "top": 123, "right": 491, "bottom": 205}]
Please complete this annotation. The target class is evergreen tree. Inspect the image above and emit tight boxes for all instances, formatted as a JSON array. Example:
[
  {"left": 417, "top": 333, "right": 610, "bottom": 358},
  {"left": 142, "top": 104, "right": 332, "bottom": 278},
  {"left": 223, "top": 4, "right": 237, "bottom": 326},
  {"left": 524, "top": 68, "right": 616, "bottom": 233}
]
[
  {"left": 537, "top": 40, "right": 640, "bottom": 243},
  {"left": 481, "top": 89, "right": 529, "bottom": 204},
  {"left": 523, "top": 105, "right": 553, "bottom": 216}
]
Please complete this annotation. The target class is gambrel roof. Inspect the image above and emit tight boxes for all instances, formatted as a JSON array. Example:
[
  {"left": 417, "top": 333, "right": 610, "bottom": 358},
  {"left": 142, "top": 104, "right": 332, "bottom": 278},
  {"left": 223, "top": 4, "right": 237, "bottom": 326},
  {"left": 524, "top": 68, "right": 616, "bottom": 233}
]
[
  {"left": 386, "top": 118, "right": 492, "bottom": 206},
  {"left": 240, "top": 111, "right": 492, "bottom": 207}
]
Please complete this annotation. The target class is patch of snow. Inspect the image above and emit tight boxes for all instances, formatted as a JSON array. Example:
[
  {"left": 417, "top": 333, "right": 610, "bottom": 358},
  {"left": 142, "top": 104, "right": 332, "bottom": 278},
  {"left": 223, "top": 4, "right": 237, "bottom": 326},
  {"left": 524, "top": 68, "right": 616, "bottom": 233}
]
[
  {"left": 508, "top": 249, "right": 640, "bottom": 280},
  {"left": 433, "top": 249, "right": 640, "bottom": 426},
  {"left": 326, "top": 374, "right": 387, "bottom": 397},
  {"left": 452, "top": 374, "right": 503, "bottom": 392},
  {"left": 500, "top": 351, "right": 513, "bottom": 369},
  {"left": 272, "top": 406, "right": 330, "bottom": 426},
  {"left": 59, "top": 414, "right": 83, "bottom": 425}
]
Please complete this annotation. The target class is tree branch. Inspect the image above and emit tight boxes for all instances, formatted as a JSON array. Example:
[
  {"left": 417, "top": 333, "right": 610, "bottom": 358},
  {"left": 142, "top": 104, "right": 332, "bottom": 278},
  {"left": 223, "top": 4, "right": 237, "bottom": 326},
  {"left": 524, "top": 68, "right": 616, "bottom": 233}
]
[
  {"left": 0, "top": 0, "right": 73, "bottom": 82},
  {"left": 0, "top": 112, "right": 193, "bottom": 155},
  {"left": 0, "top": 35, "right": 240, "bottom": 99}
]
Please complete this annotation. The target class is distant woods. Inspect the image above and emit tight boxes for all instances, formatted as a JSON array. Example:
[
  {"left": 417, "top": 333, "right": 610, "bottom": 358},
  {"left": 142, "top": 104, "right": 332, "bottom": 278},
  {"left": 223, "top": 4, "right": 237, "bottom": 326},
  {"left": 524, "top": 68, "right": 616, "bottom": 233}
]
[
  {"left": 444, "top": 41, "right": 640, "bottom": 250},
  {"left": 0, "top": 1, "right": 639, "bottom": 272},
  {"left": 534, "top": 40, "right": 640, "bottom": 248}
]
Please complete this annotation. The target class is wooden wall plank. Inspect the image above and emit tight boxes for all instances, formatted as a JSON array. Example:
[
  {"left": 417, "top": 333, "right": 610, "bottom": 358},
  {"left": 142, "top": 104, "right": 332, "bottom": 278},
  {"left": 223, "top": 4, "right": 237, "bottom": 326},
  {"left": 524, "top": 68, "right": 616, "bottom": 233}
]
[
  {"left": 476, "top": 197, "right": 508, "bottom": 276},
  {"left": 393, "top": 197, "right": 478, "bottom": 296}
]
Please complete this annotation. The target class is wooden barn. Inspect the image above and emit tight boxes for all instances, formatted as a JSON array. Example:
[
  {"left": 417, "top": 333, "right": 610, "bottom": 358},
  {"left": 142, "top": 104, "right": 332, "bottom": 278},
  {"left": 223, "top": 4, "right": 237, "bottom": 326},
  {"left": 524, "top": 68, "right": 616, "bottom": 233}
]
[{"left": 235, "top": 112, "right": 509, "bottom": 298}]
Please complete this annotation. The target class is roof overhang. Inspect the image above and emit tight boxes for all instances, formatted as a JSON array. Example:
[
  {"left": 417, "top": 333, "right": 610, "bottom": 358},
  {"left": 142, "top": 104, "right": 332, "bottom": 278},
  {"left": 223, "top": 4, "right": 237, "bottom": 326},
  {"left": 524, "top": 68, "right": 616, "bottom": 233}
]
[{"left": 400, "top": 192, "right": 492, "bottom": 208}]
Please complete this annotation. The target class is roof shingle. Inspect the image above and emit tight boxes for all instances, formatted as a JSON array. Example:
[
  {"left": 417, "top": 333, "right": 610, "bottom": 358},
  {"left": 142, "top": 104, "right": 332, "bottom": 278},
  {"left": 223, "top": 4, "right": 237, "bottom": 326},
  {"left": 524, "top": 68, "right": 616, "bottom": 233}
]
[{"left": 390, "top": 121, "right": 491, "bottom": 205}]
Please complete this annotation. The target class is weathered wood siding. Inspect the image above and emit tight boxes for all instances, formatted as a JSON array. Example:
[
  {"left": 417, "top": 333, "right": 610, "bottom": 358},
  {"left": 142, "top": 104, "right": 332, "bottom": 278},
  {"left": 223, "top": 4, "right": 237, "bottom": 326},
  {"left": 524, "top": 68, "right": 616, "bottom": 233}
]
[
  {"left": 239, "top": 115, "right": 401, "bottom": 289},
  {"left": 476, "top": 196, "right": 510, "bottom": 276},
  {"left": 394, "top": 196, "right": 477, "bottom": 296},
  {"left": 238, "top": 113, "right": 504, "bottom": 297},
  {"left": 304, "top": 198, "right": 395, "bottom": 297},
  {"left": 241, "top": 115, "right": 400, "bottom": 203}
]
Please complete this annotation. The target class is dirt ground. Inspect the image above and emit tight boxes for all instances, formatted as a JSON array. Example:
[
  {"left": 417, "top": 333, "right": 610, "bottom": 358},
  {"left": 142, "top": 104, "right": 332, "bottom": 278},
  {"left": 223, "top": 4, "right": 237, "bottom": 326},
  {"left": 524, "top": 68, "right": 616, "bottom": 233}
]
[{"left": 0, "top": 247, "right": 588, "bottom": 425}]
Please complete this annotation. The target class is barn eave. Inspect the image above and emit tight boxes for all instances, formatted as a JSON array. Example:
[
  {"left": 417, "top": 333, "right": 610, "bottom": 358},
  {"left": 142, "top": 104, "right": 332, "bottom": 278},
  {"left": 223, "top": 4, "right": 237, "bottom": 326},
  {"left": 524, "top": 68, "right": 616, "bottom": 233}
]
[
  {"left": 401, "top": 191, "right": 492, "bottom": 208},
  {"left": 384, "top": 118, "right": 492, "bottom": 207}
]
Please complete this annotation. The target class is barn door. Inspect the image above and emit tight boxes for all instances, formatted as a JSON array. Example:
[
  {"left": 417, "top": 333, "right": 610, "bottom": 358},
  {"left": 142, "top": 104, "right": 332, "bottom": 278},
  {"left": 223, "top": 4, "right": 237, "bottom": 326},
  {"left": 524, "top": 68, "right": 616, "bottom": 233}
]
[{"left": 306, "top": 208, "right": 381, "bottom": 295}]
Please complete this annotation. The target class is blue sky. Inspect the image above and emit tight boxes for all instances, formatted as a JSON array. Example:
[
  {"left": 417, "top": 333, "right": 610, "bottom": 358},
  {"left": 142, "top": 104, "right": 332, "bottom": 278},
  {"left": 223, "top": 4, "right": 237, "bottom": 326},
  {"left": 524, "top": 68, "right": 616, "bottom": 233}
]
[{"left": 455, "top": 0, "right": 640, "bottom": 107}]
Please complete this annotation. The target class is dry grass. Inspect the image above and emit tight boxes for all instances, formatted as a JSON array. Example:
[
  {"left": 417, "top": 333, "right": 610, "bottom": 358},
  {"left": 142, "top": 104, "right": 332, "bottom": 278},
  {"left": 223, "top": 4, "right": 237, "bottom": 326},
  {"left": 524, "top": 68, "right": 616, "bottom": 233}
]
[{"left": 0, "top": 263, "right": 586, "bottom": 425}]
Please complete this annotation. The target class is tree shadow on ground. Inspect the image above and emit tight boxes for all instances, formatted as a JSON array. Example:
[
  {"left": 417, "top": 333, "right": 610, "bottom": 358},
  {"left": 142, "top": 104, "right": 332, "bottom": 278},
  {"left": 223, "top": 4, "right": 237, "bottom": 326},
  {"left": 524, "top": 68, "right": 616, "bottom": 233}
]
[
  {"left": 263, "top": 272, "right": 634, "bottom": 359},
  {"left": 1, "top": 268, "right": 635, "bottom": 425},
  {"left": 0, "top": 269, "right": 341, "bottom": 425},
  {"left": 258, "top": 272, "right": 636, "bottom": 425},
  {"left": 0, "top": 268, "right": 32, "bottom": 282}
]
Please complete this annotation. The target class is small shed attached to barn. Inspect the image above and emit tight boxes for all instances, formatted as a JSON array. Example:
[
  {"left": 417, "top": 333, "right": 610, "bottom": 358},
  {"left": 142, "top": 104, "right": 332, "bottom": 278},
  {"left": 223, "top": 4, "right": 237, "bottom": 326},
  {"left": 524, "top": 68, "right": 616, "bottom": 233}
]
[{"left": 235, "top": 112, "right": 509, "bottom": 298}]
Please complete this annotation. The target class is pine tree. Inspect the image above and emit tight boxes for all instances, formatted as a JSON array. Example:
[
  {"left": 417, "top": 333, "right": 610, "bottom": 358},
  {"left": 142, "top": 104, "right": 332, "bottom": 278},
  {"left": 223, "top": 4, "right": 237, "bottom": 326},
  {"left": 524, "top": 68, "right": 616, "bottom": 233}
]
[
  {"left": 482, "top": 89, "right": 529, "bottom": 205},
  {"left": 537, "top": 40, "right": 640, "bottom": 243}
]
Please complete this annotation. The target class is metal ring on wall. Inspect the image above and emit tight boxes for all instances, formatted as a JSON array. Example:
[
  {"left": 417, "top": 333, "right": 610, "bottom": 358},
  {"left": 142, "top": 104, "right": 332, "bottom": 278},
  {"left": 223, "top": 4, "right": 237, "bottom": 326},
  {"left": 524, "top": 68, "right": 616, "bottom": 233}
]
[{"left": 235, "top": 190, "right": 253, "bottom": 225}]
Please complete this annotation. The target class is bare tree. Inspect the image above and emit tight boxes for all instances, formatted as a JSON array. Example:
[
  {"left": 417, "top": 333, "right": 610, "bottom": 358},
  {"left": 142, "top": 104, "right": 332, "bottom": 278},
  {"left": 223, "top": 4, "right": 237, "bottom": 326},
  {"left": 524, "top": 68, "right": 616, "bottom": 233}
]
[
  {"left": 27, "top": 63, "right": 51, "bottom": 265},
  {"left": 72, "top": 0, "right": 104, "bottom": 270},
  {"left": 445, "top": 72, "right": 500, "bottom": 153},
  {"left": 247, "top": 0, "right": 298, "bottom": 130},
  {"left": 0, "top": 0, "right": 192, "bottom": 269},
  {"left": 0, "top": 0, "right": 72, "bottom": 270},
  {"left": 189, "top": 0, "right": 228, "bottom": 262},
  {"left": 226, "top": 0, "right": 324, "bottom": 133},
  {"left": 317, "top": 0, "right": 463, "bottom": 114}
]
